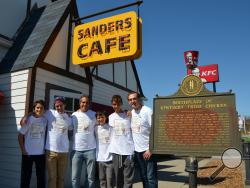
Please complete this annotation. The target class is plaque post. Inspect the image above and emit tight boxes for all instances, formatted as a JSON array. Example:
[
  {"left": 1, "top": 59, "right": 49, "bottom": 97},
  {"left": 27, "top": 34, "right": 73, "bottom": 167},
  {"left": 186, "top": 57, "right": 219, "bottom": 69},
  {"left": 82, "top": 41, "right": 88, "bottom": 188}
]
[{"left": 185, "top": 156, "right": 198, "bottom": 188}]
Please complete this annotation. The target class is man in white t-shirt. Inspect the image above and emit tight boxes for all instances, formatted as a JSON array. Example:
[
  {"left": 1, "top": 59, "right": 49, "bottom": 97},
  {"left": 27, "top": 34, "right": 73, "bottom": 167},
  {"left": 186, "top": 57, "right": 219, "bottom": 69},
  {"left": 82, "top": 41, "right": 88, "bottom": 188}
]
[
  {"left": 44, "top": 97, "right": 72, "bottom": 188},
  {"left": 128, "top": 92, "right": 158, "bottom": 188},
  {"left": 71, "top": 95, "right": 96, "bottom": 188}
]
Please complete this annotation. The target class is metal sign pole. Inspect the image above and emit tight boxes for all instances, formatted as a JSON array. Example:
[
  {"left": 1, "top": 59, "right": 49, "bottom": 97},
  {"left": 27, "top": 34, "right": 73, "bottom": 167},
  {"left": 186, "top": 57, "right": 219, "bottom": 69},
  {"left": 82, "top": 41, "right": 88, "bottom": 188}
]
[
  {"left": 72, "top": 0, "right": 143, "bottom": 22},
  {"left": 213, "top": 82, "right": 216, "bottom": 92},
  {"left": 189, "top": 171, "right": 197, "bottom": 188},
  {"left": 185, "top": 156, "right": 198, "bottom": 188}
]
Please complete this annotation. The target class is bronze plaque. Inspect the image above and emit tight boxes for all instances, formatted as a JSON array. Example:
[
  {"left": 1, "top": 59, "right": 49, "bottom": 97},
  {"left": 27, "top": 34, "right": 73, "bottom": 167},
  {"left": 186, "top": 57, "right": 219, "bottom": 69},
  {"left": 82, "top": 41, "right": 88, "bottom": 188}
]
[{"left": 150, "top": 75, "right": 240, "bottom": 157}]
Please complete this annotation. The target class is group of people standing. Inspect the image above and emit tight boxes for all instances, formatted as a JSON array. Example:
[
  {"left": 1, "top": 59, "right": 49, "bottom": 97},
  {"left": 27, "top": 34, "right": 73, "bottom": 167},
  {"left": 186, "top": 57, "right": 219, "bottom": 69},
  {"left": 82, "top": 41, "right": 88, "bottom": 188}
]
[{"left": 18, "top": 92, "right": 158, "bottom": 188}]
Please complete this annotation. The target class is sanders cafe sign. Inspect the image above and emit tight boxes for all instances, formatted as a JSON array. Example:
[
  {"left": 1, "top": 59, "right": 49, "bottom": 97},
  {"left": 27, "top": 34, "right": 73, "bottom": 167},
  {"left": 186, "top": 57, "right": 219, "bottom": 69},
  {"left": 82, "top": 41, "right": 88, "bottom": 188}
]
[{"left": 72, "top": 11, "right": 142, "bottom": 67}]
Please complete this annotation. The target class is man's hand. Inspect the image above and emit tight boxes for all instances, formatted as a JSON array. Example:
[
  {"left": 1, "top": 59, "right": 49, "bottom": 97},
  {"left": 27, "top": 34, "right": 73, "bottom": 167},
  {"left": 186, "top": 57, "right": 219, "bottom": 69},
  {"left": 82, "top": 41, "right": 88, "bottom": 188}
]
[
  {"left": 18, "top": 133, "right": 28, "bottom": 155},
  {"left": 126, "top": 110, "right": 132, "bottom": 117},
  {"left": 20, "top": 116, "right": 28, "bottom": 126},
  {"left": 20, "top": 113, "right": 32, "bottom": 126},
  {"left": 143, "top": 150, "right": 152, "bottom": 160},
  {"left": 21, "top": 149, "right": 28, "bottom": 156}
]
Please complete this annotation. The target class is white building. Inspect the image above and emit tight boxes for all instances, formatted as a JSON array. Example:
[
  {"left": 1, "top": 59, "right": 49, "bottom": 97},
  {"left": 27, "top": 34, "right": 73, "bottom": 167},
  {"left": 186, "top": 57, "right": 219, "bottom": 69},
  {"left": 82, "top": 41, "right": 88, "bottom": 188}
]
[{"left": 0, "top": 0, "right": 144, "bottom": 187}]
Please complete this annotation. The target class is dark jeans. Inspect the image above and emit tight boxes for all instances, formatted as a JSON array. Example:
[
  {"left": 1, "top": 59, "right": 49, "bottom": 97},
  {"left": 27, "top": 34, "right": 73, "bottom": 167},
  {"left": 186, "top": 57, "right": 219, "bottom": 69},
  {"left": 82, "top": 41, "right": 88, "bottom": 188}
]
[
  {"left": 112, "top": 154, "right": 134, "bottom": 188},
  {"left": 20, "top": 154, "right": 46, "bottom": 188},
  {"left": 135, "top": 151, "right": 158, "bottom": 188}
]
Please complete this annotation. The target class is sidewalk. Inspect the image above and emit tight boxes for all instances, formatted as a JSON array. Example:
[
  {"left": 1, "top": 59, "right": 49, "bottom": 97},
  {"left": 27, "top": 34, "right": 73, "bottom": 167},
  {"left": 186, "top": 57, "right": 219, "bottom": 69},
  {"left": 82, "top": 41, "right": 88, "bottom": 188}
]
[{"left": 133, "top": 156, "right": 211, "bottom": 188}]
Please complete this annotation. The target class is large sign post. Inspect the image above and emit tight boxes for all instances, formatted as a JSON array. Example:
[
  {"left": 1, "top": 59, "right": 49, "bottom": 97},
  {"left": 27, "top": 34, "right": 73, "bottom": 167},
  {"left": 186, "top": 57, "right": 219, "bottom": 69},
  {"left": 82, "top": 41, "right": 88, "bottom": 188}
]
[
  {"left": 151, "top": 75, "right": 240, "bottom": 156},
  {"left": 72, "top": 11, "right": 141, "bottom": 67},
  {"left": 150, "top": 74, "right": 240, "bottom": 188}
]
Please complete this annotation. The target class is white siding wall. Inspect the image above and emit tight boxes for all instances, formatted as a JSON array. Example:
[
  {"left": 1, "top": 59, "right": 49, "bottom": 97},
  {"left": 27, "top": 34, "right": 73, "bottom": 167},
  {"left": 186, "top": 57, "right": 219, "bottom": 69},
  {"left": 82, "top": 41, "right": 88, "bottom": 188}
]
[
  {"left": 69, "top": 23, "right": 86, "bottom": 77},
  {"left": 114, "top": 62, "right": 126, "bottom": 86},
  {"left": 34, "top": 68, "right": 89, "bottom": 102},
  {"left": 92, "top": 79, "right": 131, "bottom": 110},
  {"left": 96, "top": 61, "right": 138, "bottom": 92},
  {"left": 127, "top": 62, "right": 138, "bottom": 91},
  {"left": 69, "top": 63, "right": 87, "bottom": 78},
  {"left": 46, "top": 16, "right": 87, "bottom": 78},
  {"left": 44, "top": 16, "right": 69, "bottom": 70},
  {"left": 98, "top": 63, "right": 113, "bottom": 82},
  {"left": 0, "top": 69, "right": 30, "bottom": 188}
]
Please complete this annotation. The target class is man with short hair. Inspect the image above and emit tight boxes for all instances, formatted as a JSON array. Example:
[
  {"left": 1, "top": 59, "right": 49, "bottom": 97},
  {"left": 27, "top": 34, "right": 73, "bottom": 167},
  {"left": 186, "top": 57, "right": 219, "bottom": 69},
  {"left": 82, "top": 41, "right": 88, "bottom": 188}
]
[
  {"left": 45, "top": 96, "right": 73, "bottom": 188},
  {"left": 128, "top": 92, "right": 158, "bottom": 188},
  {"left": 71, "top": 95, "right": 97, "bottom": 188}
]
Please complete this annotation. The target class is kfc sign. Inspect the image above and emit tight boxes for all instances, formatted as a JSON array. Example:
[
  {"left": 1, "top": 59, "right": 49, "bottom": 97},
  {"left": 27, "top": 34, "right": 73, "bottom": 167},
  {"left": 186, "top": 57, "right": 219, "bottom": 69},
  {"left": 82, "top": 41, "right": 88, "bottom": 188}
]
[
  {"left": 184, "top": 50, "right": 199, "bottom": 69},
  {"left": 187, "top": 64, "right": 219, "bottom": 83}
]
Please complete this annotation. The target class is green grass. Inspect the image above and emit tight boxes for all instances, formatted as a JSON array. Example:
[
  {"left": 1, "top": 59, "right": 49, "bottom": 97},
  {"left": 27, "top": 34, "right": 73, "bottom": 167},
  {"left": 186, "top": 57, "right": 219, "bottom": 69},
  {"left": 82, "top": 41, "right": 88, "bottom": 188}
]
[{"left": 241, "top": 136, "right": 250, "bottom": 142}]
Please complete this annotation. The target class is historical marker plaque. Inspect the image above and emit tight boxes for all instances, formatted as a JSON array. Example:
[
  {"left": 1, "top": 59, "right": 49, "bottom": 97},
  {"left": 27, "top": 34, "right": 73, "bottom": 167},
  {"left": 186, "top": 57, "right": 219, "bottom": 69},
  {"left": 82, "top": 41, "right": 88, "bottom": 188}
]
[{"left": 150, "top": 75, "right": 240, "bottom": 157}]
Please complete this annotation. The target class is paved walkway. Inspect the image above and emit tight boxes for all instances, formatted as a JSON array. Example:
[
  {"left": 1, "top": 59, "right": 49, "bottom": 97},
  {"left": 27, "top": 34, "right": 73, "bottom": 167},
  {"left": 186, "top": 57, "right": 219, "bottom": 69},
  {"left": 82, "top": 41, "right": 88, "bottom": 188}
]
[
  {"left": 133, "top": 155, "right": 250, "bottom": 188},
  {"left": 133, "top": 156, "right": 211, "bottom": 188}
]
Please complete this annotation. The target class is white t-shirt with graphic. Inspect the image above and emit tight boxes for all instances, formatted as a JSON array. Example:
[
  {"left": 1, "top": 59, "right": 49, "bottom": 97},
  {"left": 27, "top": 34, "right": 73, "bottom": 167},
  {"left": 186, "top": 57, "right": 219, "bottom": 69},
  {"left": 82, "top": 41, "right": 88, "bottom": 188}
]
[
  {"left": 95, "top": 124, "right": 112, "bottom": 162},
  {"left": 44, "top": 109, "right": 72, "bottom": 153},
  {"left": 131, "top": 105, "right": 152, "bottom": 152},
  {"left": 109, "top": 112, "right": 134, "bottom": 155},
  {"left": 19, "top": 115, "right": 47, "bottom": 155},
  {"left": 71, "top": 110, "right": 96, "bottom": 151}
]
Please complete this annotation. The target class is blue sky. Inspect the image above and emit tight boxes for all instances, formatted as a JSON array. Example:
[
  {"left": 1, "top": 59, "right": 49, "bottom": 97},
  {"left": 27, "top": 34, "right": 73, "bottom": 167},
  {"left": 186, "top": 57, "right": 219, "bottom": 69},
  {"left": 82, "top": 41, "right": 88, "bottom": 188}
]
[{"left": 77, "top": 0, "right": 250, "bottom": 116}]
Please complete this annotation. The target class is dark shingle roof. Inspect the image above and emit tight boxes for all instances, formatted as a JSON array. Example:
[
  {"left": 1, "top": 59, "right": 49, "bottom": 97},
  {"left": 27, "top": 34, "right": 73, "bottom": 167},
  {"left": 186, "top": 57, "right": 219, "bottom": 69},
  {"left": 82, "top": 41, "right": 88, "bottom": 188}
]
[
  {"left": 0, "top": 0, "right": 71, "bottom": 73},
  {"left": 0, "top": 7, "right": 44, "bottom": 73}
]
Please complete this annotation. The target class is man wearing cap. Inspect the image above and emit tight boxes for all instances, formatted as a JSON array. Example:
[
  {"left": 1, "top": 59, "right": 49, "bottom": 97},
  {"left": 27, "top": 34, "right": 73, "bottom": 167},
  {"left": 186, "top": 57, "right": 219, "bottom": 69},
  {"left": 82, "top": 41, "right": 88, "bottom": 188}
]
[
  {"left": 71, "top": 95, "right": 97, "bottom": 188},
  {"left": 44, "top": 97, "right": 72, "bottom": 188},
  {"left": 128, "top": 92, "right": 158, "bottom": 188}
]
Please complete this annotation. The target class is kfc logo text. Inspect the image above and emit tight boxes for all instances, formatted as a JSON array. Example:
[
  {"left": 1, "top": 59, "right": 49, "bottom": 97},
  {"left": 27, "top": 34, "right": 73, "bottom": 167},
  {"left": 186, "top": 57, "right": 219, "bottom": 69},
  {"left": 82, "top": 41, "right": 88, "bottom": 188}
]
[{"left": 201, "top": 70, "right": 217, "bottom": 77}]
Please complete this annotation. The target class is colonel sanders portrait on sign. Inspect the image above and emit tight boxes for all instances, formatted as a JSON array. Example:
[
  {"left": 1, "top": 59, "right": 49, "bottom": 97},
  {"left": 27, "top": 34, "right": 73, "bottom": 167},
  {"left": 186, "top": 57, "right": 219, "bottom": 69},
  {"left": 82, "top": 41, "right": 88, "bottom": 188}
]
[{"left": 184, "top": 51, "right": 199, "bottom": 69}]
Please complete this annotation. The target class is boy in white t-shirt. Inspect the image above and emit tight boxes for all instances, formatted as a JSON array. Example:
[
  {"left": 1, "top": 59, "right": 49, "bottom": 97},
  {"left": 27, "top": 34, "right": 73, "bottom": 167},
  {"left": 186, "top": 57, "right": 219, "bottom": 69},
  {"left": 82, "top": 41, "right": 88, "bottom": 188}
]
[
  {"left": 109, "top": 95, "right": 134, "bottom": 188},
  {"left": 95, "top": 111, "right": 113, "bottom": 188},
  {"left": 18, "top": 100, "right": 47, "bottom": 188}
]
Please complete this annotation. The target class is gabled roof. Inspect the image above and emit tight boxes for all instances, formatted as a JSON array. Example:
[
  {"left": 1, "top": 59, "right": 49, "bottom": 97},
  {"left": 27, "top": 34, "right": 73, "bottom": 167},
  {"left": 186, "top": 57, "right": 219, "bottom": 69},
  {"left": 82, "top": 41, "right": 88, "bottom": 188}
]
[
  {"left": 0, "top": 0, "right": 71, "bottom": 73},
  {"left": 0, "top": 6, "right": 44, "bottom": 73}
]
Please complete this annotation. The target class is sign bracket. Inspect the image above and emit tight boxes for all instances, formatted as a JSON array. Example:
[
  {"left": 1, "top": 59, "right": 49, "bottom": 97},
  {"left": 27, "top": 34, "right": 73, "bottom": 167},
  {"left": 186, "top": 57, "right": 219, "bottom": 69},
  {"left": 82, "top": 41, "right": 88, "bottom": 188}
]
[{"left": 72, "top": 0, "right": 143, "bottom": 23}]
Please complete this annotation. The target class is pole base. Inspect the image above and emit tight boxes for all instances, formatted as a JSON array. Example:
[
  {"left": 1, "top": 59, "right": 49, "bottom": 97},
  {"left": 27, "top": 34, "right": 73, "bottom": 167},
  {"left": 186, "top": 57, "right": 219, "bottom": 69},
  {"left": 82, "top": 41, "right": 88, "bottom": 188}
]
[{"left": 246, "top": 180, "right": 250, "bottom": 185}]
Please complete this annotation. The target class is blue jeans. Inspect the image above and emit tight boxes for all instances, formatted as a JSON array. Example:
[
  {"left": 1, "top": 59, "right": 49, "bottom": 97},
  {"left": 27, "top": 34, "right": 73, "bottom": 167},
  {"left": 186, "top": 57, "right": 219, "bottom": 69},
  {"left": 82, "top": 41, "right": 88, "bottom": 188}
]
[
  {"left": 71, "top": 149, "right": 96, "bottom": 188},
  {"left": 135, "top": 151, "right": 158, "bottom": 188}
]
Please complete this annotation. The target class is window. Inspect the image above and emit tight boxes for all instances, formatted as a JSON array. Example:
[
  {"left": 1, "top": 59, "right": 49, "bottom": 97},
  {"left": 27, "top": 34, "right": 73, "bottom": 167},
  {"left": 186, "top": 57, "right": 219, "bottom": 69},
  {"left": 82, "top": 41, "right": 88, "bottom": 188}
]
[{"left": 50, "top": 90, "right": 82, "bottom": 114}]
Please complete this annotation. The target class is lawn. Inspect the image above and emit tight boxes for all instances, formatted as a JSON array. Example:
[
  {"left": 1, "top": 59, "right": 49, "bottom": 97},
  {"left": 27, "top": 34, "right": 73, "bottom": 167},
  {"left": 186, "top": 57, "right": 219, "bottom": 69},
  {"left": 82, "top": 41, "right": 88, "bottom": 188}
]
[{"left": 241, "top": 136, "right": 250, "bottom": 142}]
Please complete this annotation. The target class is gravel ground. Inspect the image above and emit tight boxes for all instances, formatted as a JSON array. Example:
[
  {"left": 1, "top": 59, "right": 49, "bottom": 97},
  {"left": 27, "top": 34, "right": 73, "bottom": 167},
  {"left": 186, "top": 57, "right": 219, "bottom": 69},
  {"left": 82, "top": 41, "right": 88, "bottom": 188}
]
[{"left": 197, "top": 159, "right": 244, "bottom": 188}]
